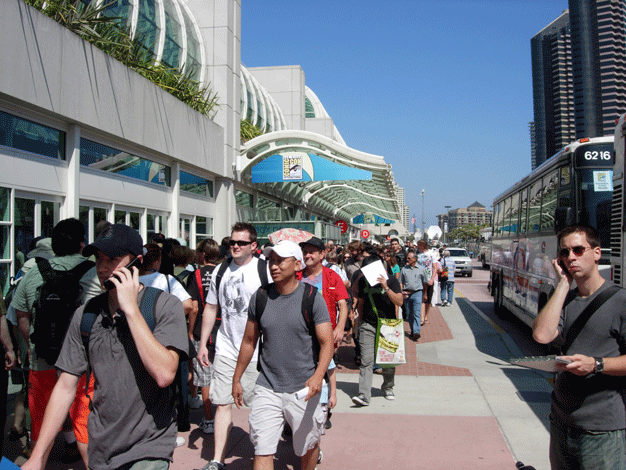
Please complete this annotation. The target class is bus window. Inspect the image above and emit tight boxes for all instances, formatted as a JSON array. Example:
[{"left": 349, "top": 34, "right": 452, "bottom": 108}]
[
  {"left": 493, "top": 202, "right": 501, "bottom": 237},
  {"left": 560, "top": 166, "right": 572, "bottom": 187},
  {"left": 520, "top": 188, "right": 529, "bottom": 233},
  {"left": 528, "top": 181, "right": 542, "bottom": 233},
  {"left": 541, "top": 170, "right": 558, "bottom": 231},
  {"left": 510, "top": 193, "right": 521, "bottom": 234},
  {"left": 501, "top": 197, "right": 510, "bottom": 236},
  {"left": 579, "top": 167, "right": 613, "bottom": 248}
]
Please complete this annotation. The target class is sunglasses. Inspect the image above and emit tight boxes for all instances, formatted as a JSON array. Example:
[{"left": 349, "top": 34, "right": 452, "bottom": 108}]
[
  {"left": 229, "top": 240, "right": 253, "bottom": 247},
  {"left": 558, "top": 246, "right": 592, "bottom": 258}
]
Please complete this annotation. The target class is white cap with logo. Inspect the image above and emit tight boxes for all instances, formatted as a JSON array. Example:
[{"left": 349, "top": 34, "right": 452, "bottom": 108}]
[{"left": 263, "top": 240, "right": 304, "bottom": 268}]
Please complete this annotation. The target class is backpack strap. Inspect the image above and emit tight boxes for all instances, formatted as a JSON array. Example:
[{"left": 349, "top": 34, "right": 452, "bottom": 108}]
[
  {"left": 37, "top": 258, "right": 94, "bottom": 282},
  {"left": 81, "top": 287, "right": 162, "bottom": 409},
  {"left": 257, "top": 258, "right": 269, "bottom": 287},
  {"left": 562, "top": 284, "right": 621, "bottom": 353},
  {"left": 214, "top": 260, "right": 230, "bottom": 294},
  {"left": 195, "top": 269, "right": 205, "bottom": 309}
]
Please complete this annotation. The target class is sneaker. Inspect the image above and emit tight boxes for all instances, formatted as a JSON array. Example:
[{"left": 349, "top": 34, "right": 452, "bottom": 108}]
[
  {"left": 176, "top": 436, "right": 186, "bottom": 448},
  {"left": 200, "top": 418, "right": 214, "bottom": 434},
  {"left": 317, "top": 448, "right": 323, "bottom": 464},
  {"left": 190, "top": 396, "right": 203, "bottom": 409},
  {"left": 412, "top": 332, "right": 421, "bottom": 341},
  {"left": 325, "top": 417, "right": 332, "bottom": 430},
  {"left": 196, "top": 461, "right": 226, "bottom": 470},
  {"left": 351, "top": 394, "right": 369, "bottom": 406},
  {"left": 384, "top": 389, "right": 395, "bottom": 400}
]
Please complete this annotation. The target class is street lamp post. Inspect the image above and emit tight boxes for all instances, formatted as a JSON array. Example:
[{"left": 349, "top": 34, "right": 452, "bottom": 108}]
[
  {"left": 444, "top": 205, "right": 451, "bottom": 243},
  {"left": 421, "top": 189, "right": 425, "bottom": 239}
]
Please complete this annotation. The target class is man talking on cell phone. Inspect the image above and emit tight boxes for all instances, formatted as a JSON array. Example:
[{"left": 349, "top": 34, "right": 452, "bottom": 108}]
[
  {"left": 533, "top": 224, "right": 626, "bottom": 470},
  {"left": 22, "top": 224, "right": 189, "bottom": 470}
]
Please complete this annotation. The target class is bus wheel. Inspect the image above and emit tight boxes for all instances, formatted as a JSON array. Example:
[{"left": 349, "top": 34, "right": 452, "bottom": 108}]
[{"left": 494, "top": 276, "right": 504, "bottom": 315}]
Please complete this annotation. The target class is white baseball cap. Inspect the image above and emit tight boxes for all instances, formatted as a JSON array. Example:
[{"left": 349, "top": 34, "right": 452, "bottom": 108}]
[{"left": 263, "top": 240, "right": 304, "bottom": 268}]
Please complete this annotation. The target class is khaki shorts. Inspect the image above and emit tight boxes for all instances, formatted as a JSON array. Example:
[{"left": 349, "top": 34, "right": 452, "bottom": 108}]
[
  {"left": 248, "top": 385, "right": 325, "bottom": 457},
  {"left": 191, "top": 339, "right": 211, "bottom": 387},
  {"left": 209, "top": 354, "right": 257, "bottom": 406}
]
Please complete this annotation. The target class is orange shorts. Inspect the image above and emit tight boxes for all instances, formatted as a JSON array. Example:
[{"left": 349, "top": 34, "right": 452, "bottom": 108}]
[{"left": 28, "top": 370, "right": 94, "bottom": 443}]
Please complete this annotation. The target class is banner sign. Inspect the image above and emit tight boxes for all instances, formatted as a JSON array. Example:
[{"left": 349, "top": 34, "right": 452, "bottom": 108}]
[
  {"left": 251, "top": 152, "right": 372, "bottom": 183},
  {"left": 352, "top": 214, "right": 395, "bottom": 225},
  {"left": 361, "top": 229, "right": 370, "bottom": 239}
]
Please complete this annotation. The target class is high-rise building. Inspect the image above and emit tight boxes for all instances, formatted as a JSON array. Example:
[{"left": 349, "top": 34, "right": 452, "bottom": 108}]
[
  {"left": 529, "top": 121, "right": 537, "bottom": 169},
  {"left": 531, "top": 1, "right": 626, "bottom": 168},
  {"left": 569, "top": 0, "right": 626, "bottom": 138},
  {"left": 531, "top": 10, "right": 574, "bottom": 168}
]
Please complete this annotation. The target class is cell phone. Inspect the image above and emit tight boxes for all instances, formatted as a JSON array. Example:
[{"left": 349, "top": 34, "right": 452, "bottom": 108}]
[
  {"left": 103, "top": 256, "right": 142, "bottom": 290},
  {"left": 558, "top": 260, "right": 570, "bottom": 276}
]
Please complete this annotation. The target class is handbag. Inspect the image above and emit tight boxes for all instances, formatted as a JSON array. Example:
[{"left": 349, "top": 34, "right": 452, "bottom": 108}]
[
  {"left": 366, "top": 285, "right": 406, "bottom": 367},
  {"left": 439, "top": 258, "right": 449, "bottom": 282}
]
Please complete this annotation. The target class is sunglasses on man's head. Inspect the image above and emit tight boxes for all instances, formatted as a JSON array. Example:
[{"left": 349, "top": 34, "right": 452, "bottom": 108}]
[
  {"left": 558, "top": 246, "right": 592, "bottom": 258},
  {"left": 229, "top": 240, "right": 253, "bottom": 247}
]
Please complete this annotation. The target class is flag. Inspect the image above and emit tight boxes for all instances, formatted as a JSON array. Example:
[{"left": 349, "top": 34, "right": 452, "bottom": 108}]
[{"left": 411, "top": 215, "right": 416, "bottom": 226}]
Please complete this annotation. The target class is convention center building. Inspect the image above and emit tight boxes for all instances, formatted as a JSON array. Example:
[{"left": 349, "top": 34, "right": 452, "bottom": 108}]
[{"left": 0, "top": 0, "right": 404, "bottom": 292}]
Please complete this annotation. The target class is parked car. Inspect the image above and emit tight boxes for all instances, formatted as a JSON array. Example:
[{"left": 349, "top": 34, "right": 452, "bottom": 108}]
[{"left": 447, "top": 248, "right": 473, "bottom": 277}]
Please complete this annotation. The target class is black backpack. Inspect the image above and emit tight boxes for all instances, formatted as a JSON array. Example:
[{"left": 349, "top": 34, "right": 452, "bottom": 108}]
[{"left": 31, "top": 257, "right": 94, "bottom": 365}]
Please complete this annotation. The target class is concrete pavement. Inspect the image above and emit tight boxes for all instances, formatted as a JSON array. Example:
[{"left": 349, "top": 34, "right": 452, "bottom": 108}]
[{"left": 5, "top": 289, "right": 554, "bottom": 469}]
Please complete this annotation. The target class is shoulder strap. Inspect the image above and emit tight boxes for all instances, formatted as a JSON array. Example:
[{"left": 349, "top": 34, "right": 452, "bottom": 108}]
[
  {"left": 257, "top": 258, "right": 269, "bottom": 286},
  {"left": 81, "top": 287, "right": 161, "bottom": 408},
  {"left": 195, "top": 269, "right": 205, "bottom": 309},
  {"left": 138, "top": 287, "right": 161, "bottom": 330},
  {"left": 36, "top": 257, "right": 55, "bottom": 281},
  {"left": 301, "top": 282, "right": 318, "bottom": 332},
  {"left": 214, "top": 260, "right": 230, "bottom": 294},
  {"left": 254, "top": 284, "right": 271, "bottom": 324},
  {"left": 562, "top": 284, "right": 621, "bottom": 353}
]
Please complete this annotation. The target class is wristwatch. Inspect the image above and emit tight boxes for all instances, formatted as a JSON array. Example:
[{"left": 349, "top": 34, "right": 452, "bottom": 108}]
[{"left": 593, "top": 357, "right": 604, "bottom": 374}]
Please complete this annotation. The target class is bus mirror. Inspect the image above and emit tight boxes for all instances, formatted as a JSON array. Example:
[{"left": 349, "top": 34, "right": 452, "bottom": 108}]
[{"left": 554, "top": 207, "right": 574, "bottom": 233}]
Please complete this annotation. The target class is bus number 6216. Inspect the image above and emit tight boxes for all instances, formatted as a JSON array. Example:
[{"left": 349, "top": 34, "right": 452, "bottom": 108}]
[{"left": 584, "top": 151, "right": 612, "bottom": 160}]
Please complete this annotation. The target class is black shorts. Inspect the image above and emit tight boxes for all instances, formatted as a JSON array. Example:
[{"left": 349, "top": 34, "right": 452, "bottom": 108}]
[{"left": 422, "top": 284, "right": 433, "bottom": 303}]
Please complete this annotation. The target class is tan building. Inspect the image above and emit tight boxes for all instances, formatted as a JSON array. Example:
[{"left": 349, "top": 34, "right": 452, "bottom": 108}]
[{"left": 438, "top": 202, "right": 492, "bottom": 232}]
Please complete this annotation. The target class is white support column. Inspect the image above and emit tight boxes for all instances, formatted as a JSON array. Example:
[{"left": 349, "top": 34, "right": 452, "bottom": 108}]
[
  {"left": 170, "top": 161, "right": 181, "bottom": 238},
  {"left": 188, "top": 0, "right": 241, "bottom": 231},
  {"left": 63, "top": 124, "right": 81, "bottom": 219}
]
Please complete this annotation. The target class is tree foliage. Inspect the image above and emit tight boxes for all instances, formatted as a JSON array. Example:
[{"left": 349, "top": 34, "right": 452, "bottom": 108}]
[{"left": 23, "top": 0, "right": 219, "bottom": 118}]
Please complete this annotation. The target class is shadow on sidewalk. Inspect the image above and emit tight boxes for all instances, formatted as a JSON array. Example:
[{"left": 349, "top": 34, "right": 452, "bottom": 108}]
[{"left": 456, "top": 298, "right": 551, "bottom": 432}]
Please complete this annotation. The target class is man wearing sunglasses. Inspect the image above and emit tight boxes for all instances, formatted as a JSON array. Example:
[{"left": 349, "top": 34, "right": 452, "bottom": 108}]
[
  {"left": 196, "top": 223, "right": 270, "bottom": 470},
  {"left": 533, "top": 224, "right": 626, "bottom": 470}
]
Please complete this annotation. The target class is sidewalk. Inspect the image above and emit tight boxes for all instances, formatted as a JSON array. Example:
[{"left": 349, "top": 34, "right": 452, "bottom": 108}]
[
  {"left": 172, "top": 294, "right": 552, "bottom": 470},
  {"left": 6, "top": 294, "right": 553, "bottom": 469}
]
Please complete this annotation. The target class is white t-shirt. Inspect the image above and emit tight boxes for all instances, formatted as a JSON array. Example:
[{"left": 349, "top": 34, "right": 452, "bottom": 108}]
[
  {"left": 139, "top": 272, "right": 191, "bottom": 303},
  {"left": 207, "top": 257, "right": 269, "bottom": 361}
]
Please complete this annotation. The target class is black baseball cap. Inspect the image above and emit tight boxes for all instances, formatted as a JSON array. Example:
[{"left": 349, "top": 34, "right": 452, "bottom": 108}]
[
  {"left": 299, "top": 236, "right": 325, "bottom": 251},
  {"left": 83, "top": 224, "right": 144, "bottom": 258}
]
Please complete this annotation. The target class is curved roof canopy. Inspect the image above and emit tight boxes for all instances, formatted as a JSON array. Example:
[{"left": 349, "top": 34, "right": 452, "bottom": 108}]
[{"left": 241, "top": 130, "right": 400, "bottom": 222}]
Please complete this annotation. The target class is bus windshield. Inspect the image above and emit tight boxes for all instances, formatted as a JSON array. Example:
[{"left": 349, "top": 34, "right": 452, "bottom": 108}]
[{"left": 578, "top": 168, "right": 613, "bottom": 249}]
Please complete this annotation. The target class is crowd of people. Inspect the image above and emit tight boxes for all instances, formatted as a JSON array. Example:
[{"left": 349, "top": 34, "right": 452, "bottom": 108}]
[
  {"left": 4, "top": 220, "right": 620, "bottom": 470},
  {"left": 0, "top": 221, "right": 460, "bottom": 470}
]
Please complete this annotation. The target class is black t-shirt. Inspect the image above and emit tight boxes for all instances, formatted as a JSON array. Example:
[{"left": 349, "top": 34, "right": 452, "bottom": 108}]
[
  {"left": 352, "top": 273, "right": 402, "bottom": 326},
  {"left": 394, "top": 250, "right": 407, "bottom": 268},
  {"left": 186, "top": 265, "right": 217, "bottom": 341}
]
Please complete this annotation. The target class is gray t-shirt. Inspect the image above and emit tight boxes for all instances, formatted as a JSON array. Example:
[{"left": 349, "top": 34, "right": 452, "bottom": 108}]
[
  {"left": 552, "top": 281, "right": 626, "bottom": 431},
  {"left": 248, "top": 282, "right": 330, "bottom": 393},
  {"left": 55, "top": 288, "right": 189, "bottom": 470}
]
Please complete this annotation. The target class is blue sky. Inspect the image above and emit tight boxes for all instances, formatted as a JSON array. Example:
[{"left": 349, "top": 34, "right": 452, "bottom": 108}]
[{"left": 241, "top": 0, "right": 569, "bottom": 230}]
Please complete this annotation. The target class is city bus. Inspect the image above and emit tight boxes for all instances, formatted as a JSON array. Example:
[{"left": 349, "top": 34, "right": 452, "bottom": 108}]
[
  {"left": 490, "top": 136, "right": 614, "bottom": 327},
  {"left": 611, "top": 114, "right": 626, "bottom": 287}
]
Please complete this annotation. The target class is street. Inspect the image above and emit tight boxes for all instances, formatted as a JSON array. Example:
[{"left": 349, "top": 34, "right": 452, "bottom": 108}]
[{"left": 454, "top": 260, "right": 554, "bottom": 357}]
